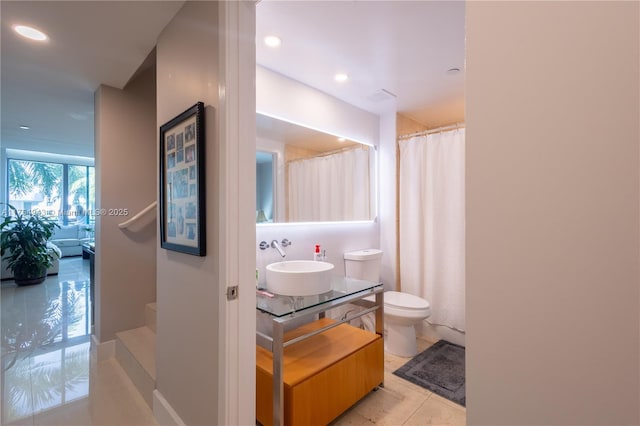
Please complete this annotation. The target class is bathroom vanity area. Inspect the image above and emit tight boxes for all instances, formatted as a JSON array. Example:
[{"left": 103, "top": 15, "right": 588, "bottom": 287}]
[{"left": 256, "top": 277, "right": 384, "bottom": 426}]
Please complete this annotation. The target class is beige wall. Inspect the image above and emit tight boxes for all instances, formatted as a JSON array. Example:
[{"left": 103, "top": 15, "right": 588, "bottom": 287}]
[
  {"left": 466, "top": 2, "right": 639, "bottom": 425},
  {"left": 396, "top": 113, "right": 428, "bottom": 136},
  {"left": 155, "top": 2, "right": 220, "bottom": 424},
  {"left": 94, "top": 66, "right": 157, "bottom": 343}
]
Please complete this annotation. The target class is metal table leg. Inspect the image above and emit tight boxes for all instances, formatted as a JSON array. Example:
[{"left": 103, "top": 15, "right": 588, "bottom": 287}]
[
  {"left": 375, "top": 291, "right": 384, "bottom": 336},
  {"left": 375, "top": 291, "right": 384, "bottom": 387},
  {"left": 272, "top": 320, "right": 284, "bottom": 426}
]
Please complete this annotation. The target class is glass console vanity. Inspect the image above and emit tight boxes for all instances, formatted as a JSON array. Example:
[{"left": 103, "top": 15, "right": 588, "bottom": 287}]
[{"left": 256, "top": 277, "right": 384, "bottom": 426}]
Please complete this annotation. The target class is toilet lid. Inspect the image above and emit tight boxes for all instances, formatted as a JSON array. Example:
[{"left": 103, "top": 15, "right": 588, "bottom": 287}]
[{"left": 385, "top": 291, "right": 430, "bottom": 310}]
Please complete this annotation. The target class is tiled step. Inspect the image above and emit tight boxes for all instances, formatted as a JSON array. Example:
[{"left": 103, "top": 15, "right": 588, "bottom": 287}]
[
  {"left": 145, "top": 302, "right": 157, "bottom": 333},
  {"left": 115, "top": 326, "right": 156, "bottom": 407}
]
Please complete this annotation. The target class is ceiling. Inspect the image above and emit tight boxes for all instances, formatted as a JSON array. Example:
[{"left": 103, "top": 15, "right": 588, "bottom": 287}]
[
  {"left": 0, "top": 1, "right": 184, "bottom": 157},
  {"left": 256, "top": 1, "right": 465, "bottom": 126},
  {"left": 1, "top": 1, "right": 465, "bottom": 159}
]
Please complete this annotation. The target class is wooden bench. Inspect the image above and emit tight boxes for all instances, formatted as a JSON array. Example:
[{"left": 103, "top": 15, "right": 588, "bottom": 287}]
[{"left": 256, "top": 318, "right": 383, "bottom": 426}]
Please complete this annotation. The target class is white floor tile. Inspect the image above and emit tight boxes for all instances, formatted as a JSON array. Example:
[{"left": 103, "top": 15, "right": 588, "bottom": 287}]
[
  {"left": 332, "top": 336, "right": 466, "bottom": 426},
  {"left": 2, "top": 259, "right": 155, "bottom": 426}
]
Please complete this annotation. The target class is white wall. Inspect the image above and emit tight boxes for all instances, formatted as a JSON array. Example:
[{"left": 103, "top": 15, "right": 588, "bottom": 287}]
[
  {"left": 155, "top": 3, "right": 221, "bottom": 425},
  {"left": 466, "top": 2, "right": 639, "bottom": 425},
  {"left": 94, "top": 66, "right": 157, "bottom": 343},
  {"left": 378, "top": 110, "right": 397, "bottom": 291},
  {"left": 0, "top": 139, "right": 94, "bottom": 159},
  {"left": 256, "top": 222, "right": 379, "bottom": 286},
  {"left": 257, "top": 66, "right": 379, "bottom": 145}
]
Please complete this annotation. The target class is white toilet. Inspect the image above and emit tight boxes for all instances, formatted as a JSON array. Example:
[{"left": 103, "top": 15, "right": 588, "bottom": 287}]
[{"left": 344, "top": 249, "right": 432, "bottom": 357}]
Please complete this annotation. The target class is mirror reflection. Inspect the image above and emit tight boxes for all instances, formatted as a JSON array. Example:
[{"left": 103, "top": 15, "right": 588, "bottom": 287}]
[
  {"left": 256, "top": 113, "right": 375, "bottom": 223},
  {"left": 256, "top": 151, "right": 275, "bottom": 223}
]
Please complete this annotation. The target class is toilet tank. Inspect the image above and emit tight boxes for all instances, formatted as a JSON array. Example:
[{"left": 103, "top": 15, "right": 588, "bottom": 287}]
[{"left": 343, "top": 249, "right": 383, "bottom": 283}]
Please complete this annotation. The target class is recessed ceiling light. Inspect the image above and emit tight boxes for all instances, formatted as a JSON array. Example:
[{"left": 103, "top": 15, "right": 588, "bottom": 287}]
[
  {"left": 338, "top": 137, "right": 346, "bottom": 142},
  {"left": 446, "top": 67, "right": 461, "bottom": 75},
  {"left": 264, "top": 35, "right": 281, "bottom": 48},
  {"left": 334, "top": 73, "right": 349, "bottom": 83},
  {"left": 19, "top": 125, "right": 30, "bottom": 130},
  {"left": 13, "top": 25, "right": 48, "bottom": 42}
]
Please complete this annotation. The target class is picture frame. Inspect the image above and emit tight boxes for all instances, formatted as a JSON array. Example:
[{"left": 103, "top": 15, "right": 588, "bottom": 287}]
[{"left": 159, "top": 101, "right": 206, "bottom": 256}]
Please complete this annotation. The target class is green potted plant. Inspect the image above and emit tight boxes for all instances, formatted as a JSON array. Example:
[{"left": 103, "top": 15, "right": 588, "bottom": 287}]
[{"left": 1, "top": 204, "right": 60, "bottom": 286}]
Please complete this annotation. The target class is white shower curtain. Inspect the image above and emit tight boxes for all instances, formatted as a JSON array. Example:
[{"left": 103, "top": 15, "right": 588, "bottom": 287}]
[
  {"left": 288, "top": 147, "right": 370, "bottom": 222},
  {"left": 399, "top": 129, "right": 465, "bottom": 331}
]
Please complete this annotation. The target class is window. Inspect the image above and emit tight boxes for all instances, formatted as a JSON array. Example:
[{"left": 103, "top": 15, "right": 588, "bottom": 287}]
[{"left": 7, "top": 158, "right": 95, "bottom": 226}]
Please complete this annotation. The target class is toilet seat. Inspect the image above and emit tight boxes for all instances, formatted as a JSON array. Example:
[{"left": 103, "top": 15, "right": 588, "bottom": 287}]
[
  {"left": 363, "top": 291, "right": 431, "bottom": 318},
  {"left": 384, "top": 291, "right": 430, "bottom": 311}
]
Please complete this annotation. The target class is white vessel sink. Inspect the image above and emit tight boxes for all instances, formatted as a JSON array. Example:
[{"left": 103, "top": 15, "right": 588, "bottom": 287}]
[{"left": 265, "top": 260, "right": 334, "bottom": 296}]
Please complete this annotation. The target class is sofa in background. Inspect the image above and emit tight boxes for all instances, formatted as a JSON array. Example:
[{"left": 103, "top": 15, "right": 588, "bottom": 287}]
[{"left": 49, "top": 224, "right": 93, "bottom": 257}]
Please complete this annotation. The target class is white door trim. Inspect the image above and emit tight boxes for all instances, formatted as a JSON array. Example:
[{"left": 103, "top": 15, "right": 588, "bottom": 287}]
[{"left": 217, "top": 2, "right": 257, "bottom": 425}]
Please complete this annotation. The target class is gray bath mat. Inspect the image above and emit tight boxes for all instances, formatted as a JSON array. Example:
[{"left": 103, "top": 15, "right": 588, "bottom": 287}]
[{"left": 393, "top": 340, "right": 465, "bottom": 406}]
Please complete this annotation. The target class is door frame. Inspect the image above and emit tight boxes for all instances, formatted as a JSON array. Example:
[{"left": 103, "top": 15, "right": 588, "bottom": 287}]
[{"left": 217, "top": 2, "right": 257, "bottom": 425}]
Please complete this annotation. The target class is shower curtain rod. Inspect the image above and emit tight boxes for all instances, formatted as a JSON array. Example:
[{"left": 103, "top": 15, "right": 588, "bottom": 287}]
[
  {"left": 287, "top": 144, "right": 368, "bottom": 162},
  {"left": 398, "top": 122, "right": 465, "bottom": 140}
]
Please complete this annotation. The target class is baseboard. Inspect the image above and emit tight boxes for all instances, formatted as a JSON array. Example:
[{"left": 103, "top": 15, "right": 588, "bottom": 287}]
[
  {"left": 153, "top": 390, "right": 186, "bottom": 426},
  {"left": 418, "top": 321, "right": 466, "bottom": 347},
  {"left": 91, "top": 335, "right": 116, "bottom": 360},
  {"left": 115, "top": 334, "right": 155, "bottom": 407}
]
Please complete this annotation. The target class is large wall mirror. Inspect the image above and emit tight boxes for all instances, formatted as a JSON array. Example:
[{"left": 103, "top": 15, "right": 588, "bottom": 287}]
[{"left": 256, "top": 113, "right": 376, "bottom": 224}]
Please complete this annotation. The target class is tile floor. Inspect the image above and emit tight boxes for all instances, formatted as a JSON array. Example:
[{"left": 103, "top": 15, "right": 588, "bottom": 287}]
[
  {"left": 2, "top": 257, "right": 465, "bottom": 426},
  {"left": 1, "top": 257, "right": 156, "bottom": 426},
  {"left": 331, "top": 338, "right": 466, "bottom": 425}
]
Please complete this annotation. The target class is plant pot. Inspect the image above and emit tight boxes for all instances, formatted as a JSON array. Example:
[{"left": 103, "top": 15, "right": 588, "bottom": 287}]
[
  {"left": 14, "top": 275, "right": 46, "bottom": 286},
  {"left": 14, "top": 267, "right": 47, "bottom": 286}
]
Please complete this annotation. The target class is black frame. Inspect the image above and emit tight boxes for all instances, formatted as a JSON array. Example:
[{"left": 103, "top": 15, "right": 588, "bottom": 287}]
[{"left": 159, "top": 102, "right": 206, "bottom": 256}]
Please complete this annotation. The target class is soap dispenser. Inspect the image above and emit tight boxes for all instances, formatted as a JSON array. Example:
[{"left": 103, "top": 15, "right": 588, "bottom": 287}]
[{"left": 314, "top": 244, "right": 321, "bottom": 261}]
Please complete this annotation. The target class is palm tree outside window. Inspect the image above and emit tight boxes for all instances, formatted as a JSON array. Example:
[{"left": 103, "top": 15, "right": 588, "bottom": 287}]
[{"left": 6, "top": 159, "right": 95, "bottom": 226}]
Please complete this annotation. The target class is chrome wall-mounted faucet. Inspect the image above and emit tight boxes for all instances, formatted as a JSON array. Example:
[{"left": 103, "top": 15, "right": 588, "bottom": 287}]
[
  {"left": 259, "top": 239, "right": 292, "bottom": 258},
  {"left": 271, "top": 240, "right": 286, "bottom": 257}
]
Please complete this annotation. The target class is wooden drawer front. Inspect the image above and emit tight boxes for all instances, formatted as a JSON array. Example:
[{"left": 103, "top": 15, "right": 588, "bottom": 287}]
[
  {"left": 289, "top": 337, "right": 383, "bottom": 425},
  {"left": 257, "top": 329, "right": 383, "bottom": 426}
]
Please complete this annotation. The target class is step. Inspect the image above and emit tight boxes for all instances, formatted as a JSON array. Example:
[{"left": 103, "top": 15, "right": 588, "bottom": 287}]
[
  {"left": 145, "top": 302, "right": 157, "bottom": 333},
  {"left": 115, "top": 326, "right": 156, "bottom": 407}
]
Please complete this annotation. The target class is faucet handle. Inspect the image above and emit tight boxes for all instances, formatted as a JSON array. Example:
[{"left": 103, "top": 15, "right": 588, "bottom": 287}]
[
  {"left": 281, "top": 239, "right": 292, "bottom": 247},
  {"left": 259, "top": 241, "right": 269, "bottom": 250},
  {"left": 270, "top": 239, "right": 286, "bottom": 257}
]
